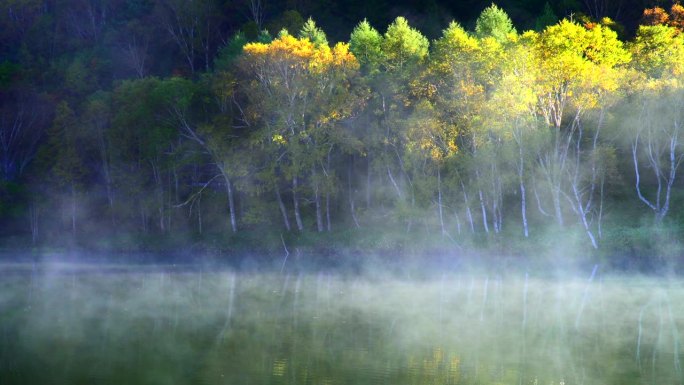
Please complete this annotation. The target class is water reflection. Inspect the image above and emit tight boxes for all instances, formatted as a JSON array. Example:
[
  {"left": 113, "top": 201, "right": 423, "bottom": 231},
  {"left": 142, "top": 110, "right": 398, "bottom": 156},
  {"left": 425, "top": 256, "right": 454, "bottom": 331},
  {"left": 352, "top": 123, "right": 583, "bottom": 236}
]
[{"left": 0, "top": 265, "right": 681, "bottom": 385}]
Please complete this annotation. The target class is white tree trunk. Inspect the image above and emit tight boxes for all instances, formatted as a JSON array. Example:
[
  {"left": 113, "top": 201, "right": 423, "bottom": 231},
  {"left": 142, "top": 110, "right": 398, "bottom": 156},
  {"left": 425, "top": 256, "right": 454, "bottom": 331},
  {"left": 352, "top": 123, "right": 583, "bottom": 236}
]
[
  {"left": 348, "top": 163, "right": 360, "bottom": 228},
  {"left": 224, "top": 173, "right": 237, "bottom": 233},
  {"left": 519, "top": 168, "right": 528, "bottom": 238},
  {"left": 293, "top": 176, "right": 304, "bottom": 231},
  {"left": 461, "top": 180, "right": 475, "bottom": 233},
  {"left": 275, "top": 183, "right": 291, "bottom": 231},
  {"left": 29, "top": 203, "right": 39, "bottom": 244},
  {"left": 437, "top": 166, "right": 445, "bottom": 235},
  {"left": 313, "top": 166, "right": 324, "bottom": 232}
]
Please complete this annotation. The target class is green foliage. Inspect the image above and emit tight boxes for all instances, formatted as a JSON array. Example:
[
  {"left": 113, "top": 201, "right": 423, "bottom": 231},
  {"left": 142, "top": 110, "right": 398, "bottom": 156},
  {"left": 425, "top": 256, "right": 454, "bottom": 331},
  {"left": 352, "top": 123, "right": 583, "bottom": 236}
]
[
  {"left": 257, "top": 30, "right": 273, "bottom": 43},
  {"left": 214, "top": 32, "right": 248, "bottom": 72},
  {"left": 432, "top": 21, "right": 480, "bottom": 68},
  {"left": 267, "top": 10, "right": 304, "bottom": 37},
  {"left": 0, "top": 181, "right": 26, "bottom": 220},
  {"left": 535, "top": 2, "right": 558, "bottom": 31},
  {"left": 47, "top": 101, "right": 88, "bottom": 187},
  {"left": 64, "top": 57, "right": 97, "bottom": 96},
  {"left": 240, "top": 21, "right": 260, "bottom": 41},
  {"left": 629, "top": 24, "right": 684, "bottom": 78},
  {"left": 5, "top": 2, "right": 684, "bottom": 262},
  {"left": 475, "top": 3, "right": 517, "bottom": 43},
  {"left": 0, "top": 60, "right": 19, "bottom": 89},
  {"left": 382, "top": 17, "right": 429, "bottom": 72},
  {"left": 298, "top": 18, "right": 328, "bottom": 47},
  {"left": 349, "top": 19, "right": 383, "bottom": 74}
]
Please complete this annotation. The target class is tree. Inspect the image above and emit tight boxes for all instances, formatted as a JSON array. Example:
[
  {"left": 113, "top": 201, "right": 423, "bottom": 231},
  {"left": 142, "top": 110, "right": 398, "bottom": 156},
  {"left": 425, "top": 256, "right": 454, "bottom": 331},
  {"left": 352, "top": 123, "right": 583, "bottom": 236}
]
[
  {"left": 349, "top": 19, "right": 383, "bottom": 74},
  {"left": 629, "top": 24, "right": 684, "bottom": 80},
  {"left": 109, "top": 78, "right": 180, "bottom": 233},
  {"left": 627, "top": 23, "right": 684, "bottom": 223},
  {"left": 475, "top": 3, "right": 517, "bottom": 43},
  {"left": 240, "top": 32, "right": 360, "bottom": 231},
  {"left": 381, "top": 17, "right": 429, "bottom": 73},
  {"left": 627, "top": 88, "right": 684, "bottom": 223},
  {"left": 266, "top": 10, "right": 304, "bottom": 37},
  {"left": 155, "top": 0, "right": 224, "bottom": 74},
  {"left": 82, "top": 91, "right": 114, "bottom": 221},
  {"left": 430, "top": 21, "right": 506, "bottom": 235},
  {"left": 46, "top": 101, "right": 88, "bottom": 237},
  {"left": 642, "top": 6, "right": 670, "bottom": 26},
  {"left": 485, "top": 33, "right": 539, "bottom": 237},
  {"left": 531, "top": 19, "right": 629, "bottom": 246},
  {"left": 298, "top": 18, "right": 328, "bottom": 47},
  {"left": 403, "top": 99, "right": 459, "bottom": 237},
  {"left": 381, "top": 16, "right": 429, "bottom": 193},
  {"left": 672, "top": 2, "right": 684, "bottom": 31},
  {"left": 535, "top": 3, "right": 559, "bottom": 31},
  {"left": 0, "top": 88, "right": 51, "bottom": 182}
]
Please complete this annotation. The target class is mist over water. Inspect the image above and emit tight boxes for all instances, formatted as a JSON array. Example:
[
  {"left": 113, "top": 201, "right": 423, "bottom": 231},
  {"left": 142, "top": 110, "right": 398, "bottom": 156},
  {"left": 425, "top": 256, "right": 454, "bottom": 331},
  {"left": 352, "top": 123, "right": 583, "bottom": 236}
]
[{"left": 1, "top": 262, "right": 682, "bottom": 385}]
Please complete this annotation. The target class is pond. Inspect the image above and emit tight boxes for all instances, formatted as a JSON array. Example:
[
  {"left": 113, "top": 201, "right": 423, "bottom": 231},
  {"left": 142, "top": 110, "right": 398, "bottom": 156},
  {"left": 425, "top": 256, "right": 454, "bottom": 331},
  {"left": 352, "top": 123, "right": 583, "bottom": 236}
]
[{"left": 0, "top": 262, "right": 682, "bottom": 385}]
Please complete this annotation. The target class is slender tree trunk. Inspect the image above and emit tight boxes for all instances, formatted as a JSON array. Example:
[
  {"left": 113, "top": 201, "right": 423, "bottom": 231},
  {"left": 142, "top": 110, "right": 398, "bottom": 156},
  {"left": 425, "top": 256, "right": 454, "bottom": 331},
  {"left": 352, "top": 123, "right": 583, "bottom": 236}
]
[
  {"left": 488, "top": 163, "right": 501, "bottom": 234},
  {"left": 70, "top": 184, "right": 77, "bottom": 238},
  {"left": 326, "top": 192, "right": 331, "bottom": 232},
  {"left": 29, "top": 203, "right": 39, "bottom": 244},
  {"left": 454, "top": 211, "right": 462, "bottom": 235},
  {"left": 166, "top": 169, "right": 172, "bottom": 232},
  {"left": 552, "top": 188, "right": 563, "bottom": 227},
  {"left": 275, "top": 183, "right": 291, "bottom": 231},
  {"left": 214, "top": 162, "right": 238, "bottom": 233},
  {"left": 224, "top": 174, "right": 237, "bottom": 233},
  {"left": 366, "top": 154, "right": 372, "bottom": 209},
  {"left": 598, "top": 175, "right": 604, "bottom": 239},
  {"left": 97, "top": 121, "right": 114, "bottom": 224},
  {"left": 461, "top": 180, "right": 475, "bottom": 233},
  {"left": 293, "top": 176, "right": 304, "bottom": 231},
  {"left": 573, "top": 183, "right": 598, "bottom": 249},
  {"left": 387, "top": 166, "right": 402, "bottom": 199},
  {"left": 348, "top": 163, "right": 360, "bottom": 229},
  {"left": 159, "top": 206, "right": 165, "bottom": 232},
  {"left": 437, "top": 166, "right": 445, "bottom": 236},
  {"left": 519, "top": 155, "right": 529, "bottom": 237},
  {"left": 173, "top": 165, "right": 179, "bottom": 205},
  {"left": 533, "top": 181, "right": 552, "bottom": 218},
  {"left": 568, "top": 119, "right": 599, "bottom": 249},
  {"left": 150, "top": 160, "right": 165, "bottom": 232},
  {"left": 197, "top": 194, "right": 202, "bottom": 235},
  {"left": 514, "top": 126, "right": 529, "bottom": 237},
  {"left": 475, "top": 171, "right": 489, "bottom": 235},
  {"left": 313, "top": 166, "right": 323, "bottom": 232}
]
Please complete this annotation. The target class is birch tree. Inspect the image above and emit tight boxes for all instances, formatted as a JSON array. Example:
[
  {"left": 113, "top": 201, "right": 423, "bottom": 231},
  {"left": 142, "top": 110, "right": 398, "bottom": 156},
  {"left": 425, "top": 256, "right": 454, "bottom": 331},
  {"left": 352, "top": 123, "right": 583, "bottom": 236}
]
[{"left": 240, "top": 30, "right": 360, "bottom": 231}]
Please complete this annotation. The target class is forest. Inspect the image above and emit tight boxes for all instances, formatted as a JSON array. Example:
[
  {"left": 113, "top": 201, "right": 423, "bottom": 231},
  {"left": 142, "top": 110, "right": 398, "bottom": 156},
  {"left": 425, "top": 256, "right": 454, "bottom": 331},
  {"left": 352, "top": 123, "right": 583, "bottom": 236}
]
[{"left": 3, "top": 0, "right": 684, "bottom": 263}]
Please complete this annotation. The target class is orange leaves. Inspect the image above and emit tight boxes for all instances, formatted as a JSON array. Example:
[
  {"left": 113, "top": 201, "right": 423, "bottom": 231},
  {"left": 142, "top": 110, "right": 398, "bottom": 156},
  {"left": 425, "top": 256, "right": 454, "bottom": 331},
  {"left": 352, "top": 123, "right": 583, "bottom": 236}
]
[
  {"left": 642, "top": 3, "right": 684, "bottom": 31},
  {"left": 671, "top": 3, "right": 684, "bottom": 31},
  {"left": 643, "top": 7, "right": 670, "bottom": 26}
]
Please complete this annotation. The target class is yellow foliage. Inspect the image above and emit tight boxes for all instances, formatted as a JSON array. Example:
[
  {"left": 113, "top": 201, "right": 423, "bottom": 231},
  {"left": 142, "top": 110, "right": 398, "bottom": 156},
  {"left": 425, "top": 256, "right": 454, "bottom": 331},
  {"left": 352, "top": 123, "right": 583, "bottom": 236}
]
[
  {"left": 272, "top": 134, "right": 287, "bottom": 145},
  {"left": 243, "top": 34, "right": 358, "bottom": 74}
]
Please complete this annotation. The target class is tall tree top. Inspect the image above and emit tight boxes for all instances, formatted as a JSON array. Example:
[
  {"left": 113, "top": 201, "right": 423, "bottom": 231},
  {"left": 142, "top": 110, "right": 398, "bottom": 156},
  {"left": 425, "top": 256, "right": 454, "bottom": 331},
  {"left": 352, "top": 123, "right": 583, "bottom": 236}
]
[
  {"left": 382, "top": 17, "right": 429, "bottom": 72},
  {"left": 475, "top": 3, "right": 517, "bottom": 43},
  {"left": 299, "top": 18, "right": 329, "bottom": 47},
  {"left": 349, "top": 19, "right": 383, "bottom": 74}
]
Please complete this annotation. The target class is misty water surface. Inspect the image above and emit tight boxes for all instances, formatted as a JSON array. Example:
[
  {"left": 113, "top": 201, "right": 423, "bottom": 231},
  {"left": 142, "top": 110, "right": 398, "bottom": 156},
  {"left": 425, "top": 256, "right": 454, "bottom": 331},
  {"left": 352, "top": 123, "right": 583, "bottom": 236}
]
[{"left": 0, "top": 262, "right": 682, "bottom": 385}]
